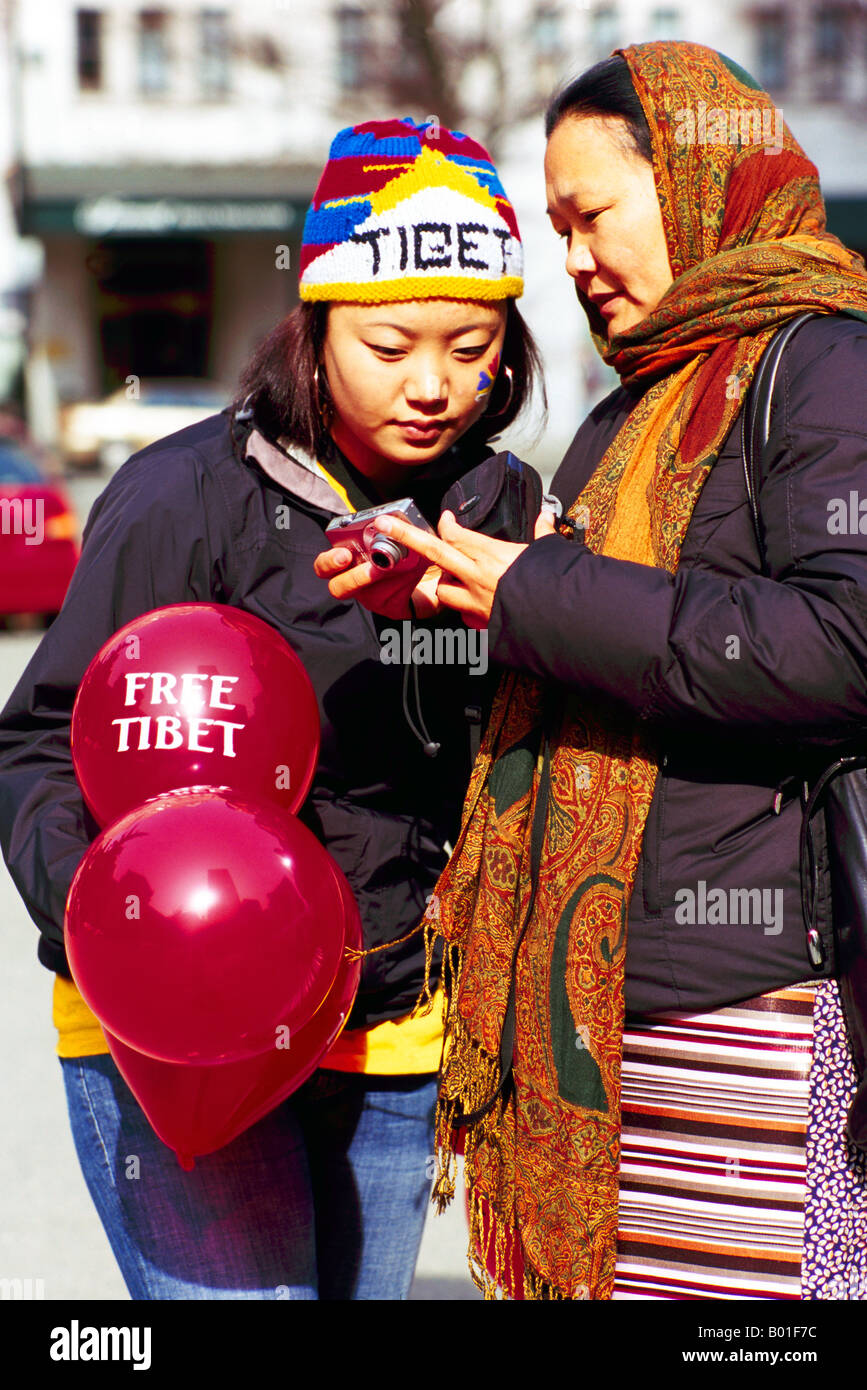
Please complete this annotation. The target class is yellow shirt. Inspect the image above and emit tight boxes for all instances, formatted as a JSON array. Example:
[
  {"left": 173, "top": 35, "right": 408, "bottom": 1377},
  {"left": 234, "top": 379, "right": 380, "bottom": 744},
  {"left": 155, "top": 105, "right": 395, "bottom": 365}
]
[{"left": 53, "top": 974, "right": 444, "bottom": 1074}]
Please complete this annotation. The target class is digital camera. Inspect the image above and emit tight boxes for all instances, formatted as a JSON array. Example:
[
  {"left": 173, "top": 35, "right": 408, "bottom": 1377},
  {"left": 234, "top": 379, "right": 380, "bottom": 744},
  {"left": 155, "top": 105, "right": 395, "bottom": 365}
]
[{"left": 325, "top": 498, "right": 435, "bottom": 575}]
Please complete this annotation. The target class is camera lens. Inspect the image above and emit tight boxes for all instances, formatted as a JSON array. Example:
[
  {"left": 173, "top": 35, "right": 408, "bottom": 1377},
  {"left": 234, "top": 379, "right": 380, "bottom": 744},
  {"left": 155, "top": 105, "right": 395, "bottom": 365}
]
[{"left": 369, "top": 535, "right": 406, "bottom": 569}]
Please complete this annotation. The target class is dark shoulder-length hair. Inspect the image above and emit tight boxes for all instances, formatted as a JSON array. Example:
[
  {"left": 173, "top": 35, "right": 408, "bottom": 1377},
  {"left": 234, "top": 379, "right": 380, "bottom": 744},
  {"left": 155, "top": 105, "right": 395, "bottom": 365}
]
[
  {"left": 232, "top": 298, "right": 545, "bottom": 457},
  {"left": 545, "top": 55, "right": 652, "bottom": 164}
]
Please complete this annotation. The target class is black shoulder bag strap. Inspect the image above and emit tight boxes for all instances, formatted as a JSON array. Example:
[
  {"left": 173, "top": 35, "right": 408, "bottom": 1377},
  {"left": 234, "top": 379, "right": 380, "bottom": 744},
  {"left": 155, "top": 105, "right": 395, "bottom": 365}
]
[
  {"left": 741, "top": 311, "right": 818, "bottom": 574},
  {"left": 741, "top": 311, "right": 833, "bottom": 968},
  {"left": 742, "top": 311, "right": 867, "bottom": 1152}
]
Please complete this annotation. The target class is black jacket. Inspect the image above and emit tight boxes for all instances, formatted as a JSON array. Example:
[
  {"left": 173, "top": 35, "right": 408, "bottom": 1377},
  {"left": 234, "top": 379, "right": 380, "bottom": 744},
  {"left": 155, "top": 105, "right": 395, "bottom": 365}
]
[
  {"left": 489, "top": 314, "right": 867, "bottom": 1015},
  {"left": 0, "top": 409, "right": 497, "bottom": 1029}
]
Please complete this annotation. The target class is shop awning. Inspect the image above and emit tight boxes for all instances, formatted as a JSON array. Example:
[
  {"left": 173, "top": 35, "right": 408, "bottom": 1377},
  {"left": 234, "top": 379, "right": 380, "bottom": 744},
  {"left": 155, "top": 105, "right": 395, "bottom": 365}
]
[{"left": 19, "top": 165, "right": 313, "bottom": 237}]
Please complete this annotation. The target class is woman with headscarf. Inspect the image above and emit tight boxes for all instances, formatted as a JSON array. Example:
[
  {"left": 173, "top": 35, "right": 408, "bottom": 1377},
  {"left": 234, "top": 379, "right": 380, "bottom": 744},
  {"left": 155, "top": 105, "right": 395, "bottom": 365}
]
[{"left": 325, "top": 42, "right": 867, "bottom": 1299}]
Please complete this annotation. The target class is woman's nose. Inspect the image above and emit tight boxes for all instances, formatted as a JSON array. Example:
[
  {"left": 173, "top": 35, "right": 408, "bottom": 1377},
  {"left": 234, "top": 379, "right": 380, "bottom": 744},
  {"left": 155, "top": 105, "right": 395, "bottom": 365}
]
[
  {"left": 565, "top": 238, "right": 595, "bottom": 279},
  {"left": 406, "top": 369, "right": 447, "bottom": 406}
]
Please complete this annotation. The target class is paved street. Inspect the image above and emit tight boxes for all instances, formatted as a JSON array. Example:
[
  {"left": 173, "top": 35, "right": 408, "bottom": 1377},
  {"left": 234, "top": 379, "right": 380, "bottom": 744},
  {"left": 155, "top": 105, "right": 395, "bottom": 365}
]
[{"left": 0, "top": 554, "right": 481, "bottom": 1301}]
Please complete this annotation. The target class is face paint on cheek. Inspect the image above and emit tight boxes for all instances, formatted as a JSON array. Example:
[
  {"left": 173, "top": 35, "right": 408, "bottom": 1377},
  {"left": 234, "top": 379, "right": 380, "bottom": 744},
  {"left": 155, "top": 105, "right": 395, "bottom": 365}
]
[{"left": 474, "top": 351, "right": 501, "bottom": 402}]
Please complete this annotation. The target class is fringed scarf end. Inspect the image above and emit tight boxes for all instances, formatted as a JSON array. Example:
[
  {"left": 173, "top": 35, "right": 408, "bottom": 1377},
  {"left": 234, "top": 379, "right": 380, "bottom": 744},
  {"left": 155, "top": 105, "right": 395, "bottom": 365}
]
[{"left": 410, "top": 914, "right": 442, "bottom": 1018}]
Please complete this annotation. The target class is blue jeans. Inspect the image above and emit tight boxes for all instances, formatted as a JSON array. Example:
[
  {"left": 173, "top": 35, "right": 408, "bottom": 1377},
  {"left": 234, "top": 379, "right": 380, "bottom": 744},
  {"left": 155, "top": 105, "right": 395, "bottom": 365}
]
[{"left": 60, "top": 1053, "right": 437, "bottom": 1300}]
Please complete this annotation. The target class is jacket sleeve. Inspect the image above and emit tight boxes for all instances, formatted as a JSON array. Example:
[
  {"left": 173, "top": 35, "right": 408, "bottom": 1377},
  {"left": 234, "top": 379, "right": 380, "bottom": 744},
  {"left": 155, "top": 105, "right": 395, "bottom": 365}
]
[
  {"left": 488, "top": 321, "right": 867, "bottom": 738},
  {"left": 0, "top": 446, "right": 227, "bottom": 973}
]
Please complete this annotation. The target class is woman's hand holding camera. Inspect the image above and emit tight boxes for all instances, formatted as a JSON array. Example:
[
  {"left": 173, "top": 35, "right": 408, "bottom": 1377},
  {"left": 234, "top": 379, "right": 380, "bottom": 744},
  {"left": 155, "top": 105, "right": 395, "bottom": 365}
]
[
  {"left": 313, "top": 546, "right": 443, "bottom": 620},
  {"left": 316, "top": 508, "right": 557, "bottom": 628}
]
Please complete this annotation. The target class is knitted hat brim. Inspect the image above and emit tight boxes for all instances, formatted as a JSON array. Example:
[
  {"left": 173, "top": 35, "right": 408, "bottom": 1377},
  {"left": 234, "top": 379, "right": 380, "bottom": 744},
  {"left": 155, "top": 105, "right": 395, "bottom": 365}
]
[{"left": 299, "top": 275, "right": 524, "bottom": 304}]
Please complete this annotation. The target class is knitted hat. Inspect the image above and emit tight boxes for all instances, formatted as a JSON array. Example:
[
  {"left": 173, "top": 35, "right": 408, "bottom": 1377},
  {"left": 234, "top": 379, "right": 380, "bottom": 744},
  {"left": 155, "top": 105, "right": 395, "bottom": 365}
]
[{"left": 298, "top": 118, "right": 523, "bottom": 303}]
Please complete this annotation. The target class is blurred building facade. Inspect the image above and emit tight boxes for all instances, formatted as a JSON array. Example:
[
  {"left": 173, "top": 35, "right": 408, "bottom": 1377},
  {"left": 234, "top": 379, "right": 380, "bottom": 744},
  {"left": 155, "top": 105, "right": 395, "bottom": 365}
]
[
  {"left": 3, "top": 0, "right": 345, "bottom": 411},
  {"left": 1, "top": 0, "right": 866, "bottom": 467}
]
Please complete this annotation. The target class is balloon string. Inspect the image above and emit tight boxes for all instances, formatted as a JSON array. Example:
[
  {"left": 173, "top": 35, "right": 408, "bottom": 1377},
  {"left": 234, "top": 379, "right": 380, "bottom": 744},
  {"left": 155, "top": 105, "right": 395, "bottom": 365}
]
[{"left": 343, "top": 920, "right": 425, "bottom": 960}]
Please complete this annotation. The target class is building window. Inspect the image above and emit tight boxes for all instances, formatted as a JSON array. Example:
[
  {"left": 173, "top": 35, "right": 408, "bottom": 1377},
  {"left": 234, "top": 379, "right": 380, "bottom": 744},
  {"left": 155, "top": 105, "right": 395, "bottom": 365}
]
[
  {"left": 336, "top": 7, "right": 367, "bottom": 91},
  {"left": 533, "top": 5, "right": 561, "bottom": 60},
  {"left": 393, "top": 7, "right": 427, "bottom": 91},
  {"left": 815, "top": 5, "right": 847, "bottom": 64},
  {"left": 589, "top": 5, "right": 618, "bottom": 64},
  {"left": 814, "top": 5, "right": 849, "bottom": 99},
  {"left": 755, "top": 10, "right": 787, "bottom": 90},
  {"left": 76, "top": 9, "right": 103, "bottom": 91},
  {"left": 200, "top": 9, "right": 230, "bottom": 97},
  {"left": 650, "top": 8, "right": 680, "bottom": 41},
  {"left": 138, "top": 9, "right": 170, "bottom": 96}
]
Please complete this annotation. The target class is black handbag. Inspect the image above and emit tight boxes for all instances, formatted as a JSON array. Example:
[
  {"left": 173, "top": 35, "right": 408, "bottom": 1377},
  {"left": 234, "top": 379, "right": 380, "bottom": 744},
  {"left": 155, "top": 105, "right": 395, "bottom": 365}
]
[
  {"left": 742, "top": 310, "right": 867, "bottom": 1152},
  {"left": 440, "top": 450, "right": 555, "bottom": 543}
]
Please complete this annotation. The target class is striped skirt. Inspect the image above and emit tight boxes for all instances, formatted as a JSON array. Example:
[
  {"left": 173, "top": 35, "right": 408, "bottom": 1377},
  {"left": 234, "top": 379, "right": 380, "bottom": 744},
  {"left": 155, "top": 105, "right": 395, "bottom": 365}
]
[{"left": 613, "top": 978, "right": 867, "bottom": 1299}]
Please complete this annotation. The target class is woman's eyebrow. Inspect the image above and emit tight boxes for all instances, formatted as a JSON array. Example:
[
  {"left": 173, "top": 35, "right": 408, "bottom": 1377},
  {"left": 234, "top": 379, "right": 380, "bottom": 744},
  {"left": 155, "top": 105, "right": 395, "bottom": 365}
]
[
  {"left": 547, "top": 188, "right": 592, "bottom": 211},
  {"left": 363, "top": 321, "right": 496, "bottom": 337},
  {"left": 364, "top": 321, "right": 414, "bottom": 334},
  {"left": 447, "top": 323, "right": 497, "bottom": 337}
]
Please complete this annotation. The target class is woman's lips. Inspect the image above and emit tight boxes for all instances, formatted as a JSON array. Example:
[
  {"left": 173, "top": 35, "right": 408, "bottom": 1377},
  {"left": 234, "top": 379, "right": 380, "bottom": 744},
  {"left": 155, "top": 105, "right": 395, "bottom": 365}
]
[
  {"left": 396, "top": 420, "right": 448, "bottom": 444},
  {"left": 595, "top": 294, "right": 624, "bottom": 317}
]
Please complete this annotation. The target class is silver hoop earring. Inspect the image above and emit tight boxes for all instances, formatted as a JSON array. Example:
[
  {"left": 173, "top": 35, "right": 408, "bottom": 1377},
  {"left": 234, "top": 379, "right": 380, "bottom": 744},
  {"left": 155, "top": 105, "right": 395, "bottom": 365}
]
[
  {"left": 234, "top": 391, "right": 254, "bottom": 422},
  {"left": 313, "top": 364, "right": 331, "bottom": 425},
  {"left": 483, "top": 365, "right": 514, "bottom": 421}
]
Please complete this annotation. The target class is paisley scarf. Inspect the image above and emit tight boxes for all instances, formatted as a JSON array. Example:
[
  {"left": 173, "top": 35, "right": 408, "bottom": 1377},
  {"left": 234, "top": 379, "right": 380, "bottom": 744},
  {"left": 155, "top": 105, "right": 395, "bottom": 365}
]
[{"left": 423, "top": 41, "right": 867, "bottom": 1300}]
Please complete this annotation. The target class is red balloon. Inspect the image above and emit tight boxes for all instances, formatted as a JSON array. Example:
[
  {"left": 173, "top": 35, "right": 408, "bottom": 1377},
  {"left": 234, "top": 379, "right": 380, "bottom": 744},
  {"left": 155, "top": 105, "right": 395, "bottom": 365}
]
[
  {"left": 65, "top": 789, "right": 346, "bottom": 1064},
  {"left": 102, "top": 864, "right": 362, "bottom": 1166},
  {"left": 71, "top": 603, "right": 320, "bottom": 827}
]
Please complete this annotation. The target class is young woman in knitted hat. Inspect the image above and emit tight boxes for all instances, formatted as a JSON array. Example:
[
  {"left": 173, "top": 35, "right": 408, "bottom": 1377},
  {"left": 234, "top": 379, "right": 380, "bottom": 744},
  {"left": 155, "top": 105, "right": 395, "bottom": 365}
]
[{"left": 0, "top": 117, "right": 544, "bottom": 1300}]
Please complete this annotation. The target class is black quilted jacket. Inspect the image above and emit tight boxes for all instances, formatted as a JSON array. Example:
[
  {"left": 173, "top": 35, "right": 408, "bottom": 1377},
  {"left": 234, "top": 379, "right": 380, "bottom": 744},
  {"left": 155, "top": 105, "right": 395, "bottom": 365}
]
[
  {"left": 490, "top": 314, "right": 867, "bottom": 1014},
  {"left": 0, "top": 409, "right": 497, "bottom": 1029}
]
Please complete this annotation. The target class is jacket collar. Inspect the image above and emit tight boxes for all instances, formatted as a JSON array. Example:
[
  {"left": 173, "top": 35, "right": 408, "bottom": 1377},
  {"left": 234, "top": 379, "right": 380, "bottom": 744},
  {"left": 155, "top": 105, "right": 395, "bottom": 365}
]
[
  {"left": 243, "top": 424, "right": 477, "bottom": 518},
  {"left": 244, "top": 428, "right": 354, "bottom": 516}
]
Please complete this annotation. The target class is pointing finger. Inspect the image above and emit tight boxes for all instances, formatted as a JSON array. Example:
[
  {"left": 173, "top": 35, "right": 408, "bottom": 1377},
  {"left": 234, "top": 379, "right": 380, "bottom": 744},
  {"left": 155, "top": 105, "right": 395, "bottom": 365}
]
[{"left": 375, "top": 514, "right": 476, "bottom": 582}]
